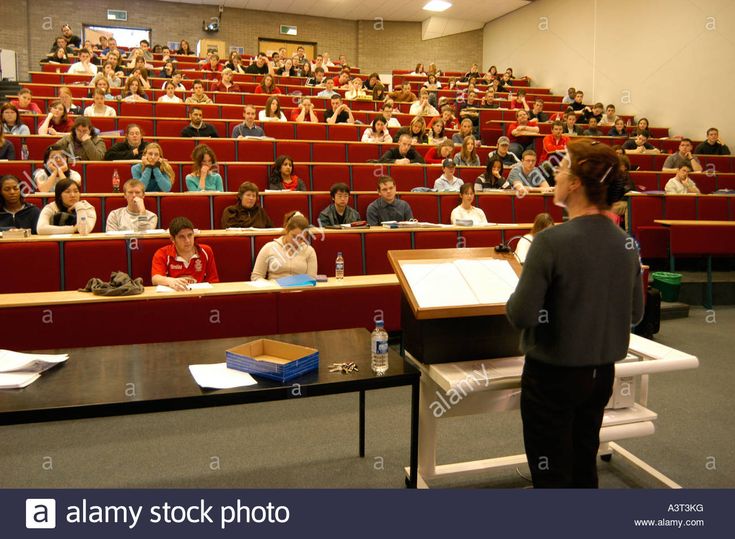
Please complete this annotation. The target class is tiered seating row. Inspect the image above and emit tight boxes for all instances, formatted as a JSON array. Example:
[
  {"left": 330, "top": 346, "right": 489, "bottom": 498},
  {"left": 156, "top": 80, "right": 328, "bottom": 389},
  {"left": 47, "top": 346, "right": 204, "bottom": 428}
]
[
  {"left": 22, "top": 189, "right": 558, "bottom": 233},
  {"left": 0, "top": 227, "right": 526, "bottom": 294}
]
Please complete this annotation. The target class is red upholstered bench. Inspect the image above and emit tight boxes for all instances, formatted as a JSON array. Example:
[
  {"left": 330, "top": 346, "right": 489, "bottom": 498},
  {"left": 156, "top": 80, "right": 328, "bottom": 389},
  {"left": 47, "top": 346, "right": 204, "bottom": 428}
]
[
  {"left": 0, "top": 242, "right": 60, "bottom": 293},
  {"left": 363, "top": 232, "right": 411, "bottom": 274},
  {"left": 63, "top": 240, "right": 128, "bottom": 290}
]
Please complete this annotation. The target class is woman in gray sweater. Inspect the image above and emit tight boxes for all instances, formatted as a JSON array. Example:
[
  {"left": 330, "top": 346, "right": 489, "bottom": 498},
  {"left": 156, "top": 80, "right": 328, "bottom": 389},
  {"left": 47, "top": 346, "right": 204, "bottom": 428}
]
[{"left": 506, "top": 139, "right": 644, "bottom": 488}]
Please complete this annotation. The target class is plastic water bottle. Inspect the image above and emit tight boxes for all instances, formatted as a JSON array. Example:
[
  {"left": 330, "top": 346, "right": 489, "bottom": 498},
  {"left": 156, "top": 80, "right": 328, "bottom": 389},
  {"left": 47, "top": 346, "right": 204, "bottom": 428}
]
[
  {"left": 335, "top": 251, "right": 344, "bottom": 280},
  {"left": 21, "top": 144, "right": 29, "bottom": 161},
  {"left": 112, "top": 169, "right": 120, "bottom": 192},
  {"left": 371, "top": 320, "right": 389, "bottom": 375}
]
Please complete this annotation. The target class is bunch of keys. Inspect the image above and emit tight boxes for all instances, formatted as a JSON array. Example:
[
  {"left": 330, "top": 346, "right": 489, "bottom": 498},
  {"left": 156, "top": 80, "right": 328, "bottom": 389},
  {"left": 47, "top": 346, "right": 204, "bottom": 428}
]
[{"left": 328, "top": 362, "right": 359, "bottom": 374}]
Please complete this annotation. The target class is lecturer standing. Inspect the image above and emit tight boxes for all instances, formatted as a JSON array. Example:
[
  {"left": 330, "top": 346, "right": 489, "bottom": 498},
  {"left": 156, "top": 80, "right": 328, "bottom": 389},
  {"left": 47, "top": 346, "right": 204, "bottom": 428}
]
[{"left": 506, "top": 139, "right": 644, "bottom": 488}]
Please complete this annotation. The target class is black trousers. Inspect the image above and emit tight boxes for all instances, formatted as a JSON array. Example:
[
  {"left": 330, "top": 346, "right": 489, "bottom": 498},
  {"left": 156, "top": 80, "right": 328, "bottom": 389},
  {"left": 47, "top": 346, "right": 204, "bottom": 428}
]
[{"left": 521, "top": 358, "right": 615, "bottom": 488}]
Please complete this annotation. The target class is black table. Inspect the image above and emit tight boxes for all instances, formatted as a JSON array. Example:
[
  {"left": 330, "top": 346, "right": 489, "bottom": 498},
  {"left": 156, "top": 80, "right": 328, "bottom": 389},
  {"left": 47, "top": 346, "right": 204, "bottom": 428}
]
[{"left": 0, "top": 328, "right": 421, "bottom": 488}]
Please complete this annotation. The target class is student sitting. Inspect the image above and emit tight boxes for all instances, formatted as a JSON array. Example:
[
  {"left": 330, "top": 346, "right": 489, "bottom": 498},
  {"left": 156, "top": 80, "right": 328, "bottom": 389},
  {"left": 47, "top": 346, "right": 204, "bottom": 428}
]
[
  {"left": 1, "top": 103, "right": 31, "bottom": 135},
  {"left": 151, "top": 217, "right": 219, "bottom": 290},
  {"left": 131, "top": 143, "right": 174, "bottom": 192},
  {"left": 378, "top": 133, "right": 425, "bottom": 164},
  {"left": 318, "top": 183, "right": 361, "bottom": 226},
  {"left": 38, "top": 100, "right": 74, "bottom": 135},
  {"left": 105, "top": 179, "right": 158, "bottom": 232},
  {"left": 185, "top": 145, "right": 224, "bottom": 192},
  {"left": 105, "top": 124, "right": 148, "bottom": 161},
  {"left": 694, "top": 128, "right": 730, "bottom": 155},
  {"left": 157, "top": 81, "right": 184, "bottom": 103},
  {"left": 507, "top": 150, "right": 552, "bottom": 194},
  {"left": 221, "top": 182, "right": 274, "bottom": 229},
  {"left": 37, "top": 178, "right": 97, "bottom": 235},
  {"left": 424, "top": 139, "right": 455, "bottom": 165},
  {"left": 450, "top": 183, "right": 488, "bottom": 225},
  {"left": 366, "top": 176, "right": 414, "bottom": 225},
  {"left": 55, "top": 117, "right": 107, "bottom": 161},
  {"left": 268, "top": 155, "right": 306, "bottom": 191},
  {"left": 84, "top": 88, "right": 117, "bottom": 117},
  {"left": 664, "top": 163, "right": 700, "bottom": 194},
  {"left": 259, "top": 96, "right": 288, "bottom": 122},
  {"left": 622, "top": 130, "right": 661, "bottom": 155},
  {"left": 361, "top": 116, "right": 392, "bottom": 143},
  {"left": 433, "top": 159, "right": 464, "bottom": 192},
  {"left": 0, "top": 130, "right": 15, "bottom": 160},
  {"left": 33, "top": 146, "right": 82, "bottom": 192},
  {"left": 0, "top": 175, "right": 41, "bottom": 234},
  {"left": 180, "top": 107, "right": 219, "bottom": 138},
  {"left": 514, "top": 213, "right": 554, "bottom": 263},
  {"left": 475, "top": 156, "right": 508, "bottom": 191},
  {"left": 582, "top": 116, "right": 604, "bottom": 136},
  {"left": 251, "top": 211, "right": 318, "bottom": 281},
  {"left": 453, "top": 135, "right": 481, "bottom": 167},
  {"left": 232, "top": 105, "right": 266, "bottom": 138}
]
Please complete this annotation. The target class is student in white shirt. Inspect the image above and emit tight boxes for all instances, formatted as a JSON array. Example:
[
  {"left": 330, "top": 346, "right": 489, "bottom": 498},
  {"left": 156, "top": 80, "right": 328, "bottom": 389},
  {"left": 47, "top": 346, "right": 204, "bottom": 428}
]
[
  {"left": 106, "top": 179, "right": 158, "bottom": 232},
  {"left": 157, "top": 81, "right": 184, "bottom": 103},
  {"left": 434, "top": 159, "right": 464, "bottom": 192},
  {"left": 258, "top": 96, "right": 287, "bottom": 122},
  {"left": 381, "top": 101, "right": 401, "bottom": 127},
  {"left": 664, "top": 163, "right": 700, "bottom": 194},
  {"left": 84, "top": 88, "right": 117, "bottom": 117},
  {"left": 450, "top": 182, "right": 488, "bottom": 225},
  {"left": 67, "top": 49, "right": 98, "bottom": 75},
  {"left": 514, "top": 212, "right": 554, "bottom": 263}
]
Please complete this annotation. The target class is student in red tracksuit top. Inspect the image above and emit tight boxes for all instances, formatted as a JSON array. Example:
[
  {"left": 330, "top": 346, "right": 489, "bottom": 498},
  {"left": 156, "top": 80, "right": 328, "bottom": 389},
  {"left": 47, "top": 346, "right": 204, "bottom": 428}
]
[{"left": 151, "top": 216, "right": 219, "bottom": 290}]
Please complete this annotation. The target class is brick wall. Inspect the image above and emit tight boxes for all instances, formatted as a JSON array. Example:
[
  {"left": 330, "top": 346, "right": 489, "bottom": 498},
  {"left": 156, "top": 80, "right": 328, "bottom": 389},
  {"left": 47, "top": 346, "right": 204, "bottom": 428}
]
[{"left": 1, "top": 0, "right": 483, "bottom": 82}]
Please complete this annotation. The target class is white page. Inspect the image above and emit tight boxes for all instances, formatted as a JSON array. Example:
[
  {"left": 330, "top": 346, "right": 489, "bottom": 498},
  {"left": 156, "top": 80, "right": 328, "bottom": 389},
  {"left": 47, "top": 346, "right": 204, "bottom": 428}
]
[
  {"left": 0, "top": 350, "right": 69, "bottom": 373},
  {"left": 452, "top": 259, "right": 519, "bottom": 305},
  {"left": 188, "top": 363, "right": 258, "bottom": 389},
  {"left": 400, "top": 262, "right": 480, "bottom": 308},
  {"left": 0, "top": 372, "right": 41, "bottom": 389},
  {"left": 248, "top": 279, "right": 278, "bottom": 289},
  {"left": 155, "top": 282, "right": 214, "bottom": 293}
]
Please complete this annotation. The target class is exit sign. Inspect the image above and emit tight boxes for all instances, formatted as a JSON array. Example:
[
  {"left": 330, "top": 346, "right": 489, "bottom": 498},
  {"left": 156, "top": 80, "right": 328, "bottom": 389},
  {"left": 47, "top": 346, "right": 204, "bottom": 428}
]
[{"left": 280, "top": 25, "right": 297, "bottom": 36}]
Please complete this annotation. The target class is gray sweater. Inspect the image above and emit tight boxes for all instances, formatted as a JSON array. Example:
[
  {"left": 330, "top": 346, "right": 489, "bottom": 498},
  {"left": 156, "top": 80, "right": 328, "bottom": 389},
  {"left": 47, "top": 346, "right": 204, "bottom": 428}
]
[{"left": 506, "top": 215, "right": 644, "bottom": 367}]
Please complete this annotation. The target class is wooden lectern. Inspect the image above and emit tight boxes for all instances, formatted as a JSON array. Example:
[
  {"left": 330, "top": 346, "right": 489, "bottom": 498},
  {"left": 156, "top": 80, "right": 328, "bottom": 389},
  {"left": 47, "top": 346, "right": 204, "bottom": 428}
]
[{"left": 388, "top": 248, "right": 523, "bottom": 364}]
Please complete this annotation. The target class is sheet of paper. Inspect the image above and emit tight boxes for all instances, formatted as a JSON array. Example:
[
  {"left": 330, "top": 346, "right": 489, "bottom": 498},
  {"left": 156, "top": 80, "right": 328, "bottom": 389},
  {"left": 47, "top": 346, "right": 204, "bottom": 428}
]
[
  {"left": 188, "top": 363, "right": 258, "bottom": 389},
  {"left": 455, "top": 259, "right": 519, "bottom": 304},
  {"left": 155, "top": 282, "right": 214, "bottom": 293},
  {"left": 400, "top": 263, "right": 480, "bottom": 308},
  {"left": 0, "top": 350, "right": 69, "bottom": 373},
  {"left": 248, "top": 279, "right": 278, "bottom": 289},
  {"left": 400, "top": 258, "right": 519, "bottom": 309},
  {"left": 0, "top": 372, "right": 41, "bottom": 390}
]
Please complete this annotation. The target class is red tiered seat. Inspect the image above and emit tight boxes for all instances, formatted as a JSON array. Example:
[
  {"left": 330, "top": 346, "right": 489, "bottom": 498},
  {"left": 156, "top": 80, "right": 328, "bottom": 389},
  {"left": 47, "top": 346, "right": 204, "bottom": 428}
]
[
  {"left": 698, "top": 196, "right": 730, "bottom": 220},
  {"left": 399, "top": 194, "right": 439, "bottom": 222},
  {"left": 477, "top": 194, "right": 514, "bottom": 223},
  {"left": 263, "top": 122, "right": 295, "bottom": 140},
  {"left": 160, "top": 195, "right": 212, "bottom": 229},
  {"left": 363, "top": 232, "right": 411, "bottom": 274},
  {"left": 312, "top": 143, "right": 346, "bottom": 162},
  {"left": 226, "top": 164, "right": 269, "bottom": 191},
  {"left": 513, "top": 193, "right": 546, "bottom": 223},
  {"left": 665, "top": 196, "right": 697, "bottom": 220},
  {"left": 205, "top": 236, "right": 252, "bottom": 282},
  {"left": 129, "top": 237, "right": 169, "bottom": 284},
  {"left": 312, "top": 165, "right": 350, "bottom": 191},
  {"left": 311, "top": 233, "right": 363, "bottom": 276},
  {"left": 458, "top": 230, "right": 503, "bottom": 248},
  {"left": 389, "top": 166, "right": 426, "bottom": 190},
  {"left": 63, "top": 240, "right": 128, "bottom": 290},
  {"left": 277, "top": 141, "right": 311, "bottom": 162},
  {"left": 413, "top": 230, "right": 459, "bottom": 249},
  {"left": 237, "top": 140, "right": 275, "bottom": 162},
  {"left": 261, "top": 193, "right": 309, "bottom": 227},
  {"left": 0, "top": 242, "right": 60, "bottom": 293},
  {"left": 198, "top": 138, "right": 236, "bottom": 161}
]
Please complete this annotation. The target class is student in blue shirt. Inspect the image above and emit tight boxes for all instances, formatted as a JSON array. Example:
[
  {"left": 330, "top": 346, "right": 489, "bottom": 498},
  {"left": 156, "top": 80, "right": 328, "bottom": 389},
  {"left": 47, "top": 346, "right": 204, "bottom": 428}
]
[
  {"left": 131, "top": 143, "right": 174, "bottom": 192},
  {"left": 185, "top": 144, "right": 224, "bottom": 192}
]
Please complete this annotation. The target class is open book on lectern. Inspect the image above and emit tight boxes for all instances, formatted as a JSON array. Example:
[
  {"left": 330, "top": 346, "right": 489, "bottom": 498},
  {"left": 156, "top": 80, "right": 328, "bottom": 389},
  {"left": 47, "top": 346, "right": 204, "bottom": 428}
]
[{"left": 399, "top": 258, "right": 519, "bottom": 309}]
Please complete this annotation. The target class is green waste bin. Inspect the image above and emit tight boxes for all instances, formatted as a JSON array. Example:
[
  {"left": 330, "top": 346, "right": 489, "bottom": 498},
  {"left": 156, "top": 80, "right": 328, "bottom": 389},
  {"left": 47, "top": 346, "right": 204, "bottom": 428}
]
[{"left": 651, "top": 272, "right": 682, "bottom": 302}]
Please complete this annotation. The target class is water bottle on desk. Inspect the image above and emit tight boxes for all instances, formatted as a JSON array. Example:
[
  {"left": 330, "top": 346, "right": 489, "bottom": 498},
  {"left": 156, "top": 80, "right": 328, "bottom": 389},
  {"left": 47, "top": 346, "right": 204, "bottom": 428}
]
[
  {"left": 335, "top": 251, "right": 344, "bottom": 280},
  {"left": 21, "top": 144, "right": 29, "bottom": 161},
  {"left": 371, "top": 320, "right": 389, "bottom": 375},
  {"left": 112, "top": 169, "right": 120, "bottom": 192}
]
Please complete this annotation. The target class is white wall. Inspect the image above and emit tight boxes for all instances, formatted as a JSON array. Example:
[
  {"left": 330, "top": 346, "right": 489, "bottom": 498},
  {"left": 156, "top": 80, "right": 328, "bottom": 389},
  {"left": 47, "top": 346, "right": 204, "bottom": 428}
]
[{"left": 483, "top": 0, "right": 735, "bottom": 144}]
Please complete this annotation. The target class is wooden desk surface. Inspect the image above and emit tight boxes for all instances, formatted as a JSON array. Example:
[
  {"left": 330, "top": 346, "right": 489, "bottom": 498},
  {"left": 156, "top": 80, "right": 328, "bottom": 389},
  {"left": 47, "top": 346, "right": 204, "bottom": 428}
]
[
  {"left": 0, "top": 224, "right": 533, "bottom": 244},
  {"left": 654, "top": 220, "right": 735, "bottom": 227},
  {"left": 0, "top": 274, "right": 399, "bottom": 309}
]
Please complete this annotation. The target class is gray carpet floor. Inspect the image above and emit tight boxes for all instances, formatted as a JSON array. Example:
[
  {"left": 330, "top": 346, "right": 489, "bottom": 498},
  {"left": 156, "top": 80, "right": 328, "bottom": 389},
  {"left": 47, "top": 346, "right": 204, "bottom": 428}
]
[{"left": 1, "top": 306, "right": 733, "bottom": 489}]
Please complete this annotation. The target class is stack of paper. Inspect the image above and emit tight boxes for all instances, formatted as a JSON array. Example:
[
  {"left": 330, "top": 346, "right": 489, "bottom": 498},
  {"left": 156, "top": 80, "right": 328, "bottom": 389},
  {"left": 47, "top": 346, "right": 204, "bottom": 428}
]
[
  {"left": 0, "top": 350, "right": 69, "bottom": 389},
  {"left": 188, "top": 363, "right": 257, "bottom": 389}
]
